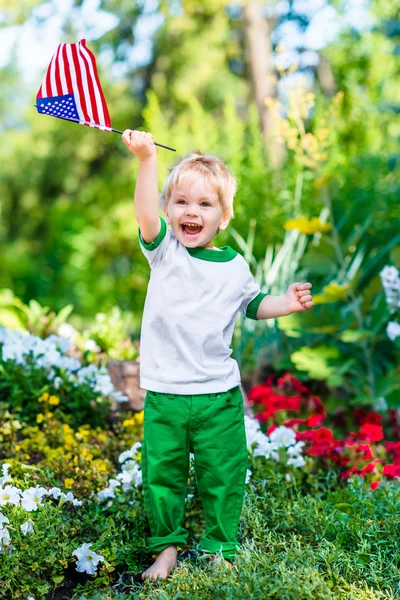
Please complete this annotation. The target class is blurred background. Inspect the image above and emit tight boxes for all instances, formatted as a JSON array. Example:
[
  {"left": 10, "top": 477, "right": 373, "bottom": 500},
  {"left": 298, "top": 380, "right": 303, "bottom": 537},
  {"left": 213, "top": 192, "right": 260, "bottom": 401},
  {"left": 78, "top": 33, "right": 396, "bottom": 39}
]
[{"left": 0, "top": 0, "right": 399, "bottom": 404}]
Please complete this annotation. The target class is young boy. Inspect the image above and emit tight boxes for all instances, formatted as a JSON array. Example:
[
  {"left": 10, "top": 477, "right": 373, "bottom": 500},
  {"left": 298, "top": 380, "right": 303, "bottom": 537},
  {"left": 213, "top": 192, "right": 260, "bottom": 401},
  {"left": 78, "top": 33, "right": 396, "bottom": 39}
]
[{"left": 122, "top": 128, "right": 313, "bottom": 581}]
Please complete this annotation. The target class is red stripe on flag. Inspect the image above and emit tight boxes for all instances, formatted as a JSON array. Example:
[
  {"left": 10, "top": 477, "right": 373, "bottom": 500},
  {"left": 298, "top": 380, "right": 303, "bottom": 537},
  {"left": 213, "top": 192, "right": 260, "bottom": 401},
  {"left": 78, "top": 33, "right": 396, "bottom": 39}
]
[
  {"left": 79, "top": 42, "right": 100, "bottom": 127},
  {"left": 71, "top": 43, "right": 91, "bottom": 124},
  {"left": 82, "top": 40, "right": 111, "bottom": 127},
  {"left": 45, "top": 50, "right": 54, "bottom": 96},
  {"left": 62, "top": 44, "right": 73, "bottom": 94}
]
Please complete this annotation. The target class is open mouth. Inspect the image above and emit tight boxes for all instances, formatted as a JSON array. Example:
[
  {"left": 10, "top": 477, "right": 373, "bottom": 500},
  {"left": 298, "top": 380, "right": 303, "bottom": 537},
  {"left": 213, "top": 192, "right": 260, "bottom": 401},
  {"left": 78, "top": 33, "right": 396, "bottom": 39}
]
[{"left": 181, "top": 223, "right": 203, "bottom": 238}]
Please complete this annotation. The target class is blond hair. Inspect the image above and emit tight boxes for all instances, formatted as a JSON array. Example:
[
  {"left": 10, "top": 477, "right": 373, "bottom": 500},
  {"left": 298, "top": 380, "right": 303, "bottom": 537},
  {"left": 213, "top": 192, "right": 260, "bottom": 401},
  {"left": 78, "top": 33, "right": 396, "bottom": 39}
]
[{"left": 159, "top": 151, "right": 237, "bottom": 222}]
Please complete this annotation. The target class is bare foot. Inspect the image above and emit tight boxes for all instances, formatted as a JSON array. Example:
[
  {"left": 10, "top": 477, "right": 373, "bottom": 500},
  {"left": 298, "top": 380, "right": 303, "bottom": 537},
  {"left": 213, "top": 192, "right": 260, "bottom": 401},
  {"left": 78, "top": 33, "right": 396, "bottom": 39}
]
[
  {"left": 141, "top": 545, "right": 178, "bottom": 580},
  {"left": 209, "top": 555, "right": 233, "bottom": 569}
]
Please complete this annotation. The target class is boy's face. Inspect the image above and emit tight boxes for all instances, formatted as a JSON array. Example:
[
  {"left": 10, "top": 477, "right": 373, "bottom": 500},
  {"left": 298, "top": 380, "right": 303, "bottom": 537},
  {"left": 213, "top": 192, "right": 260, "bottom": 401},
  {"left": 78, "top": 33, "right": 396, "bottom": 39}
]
[{"left": 164, "top": 173, "right": 230, "bottom": 249}]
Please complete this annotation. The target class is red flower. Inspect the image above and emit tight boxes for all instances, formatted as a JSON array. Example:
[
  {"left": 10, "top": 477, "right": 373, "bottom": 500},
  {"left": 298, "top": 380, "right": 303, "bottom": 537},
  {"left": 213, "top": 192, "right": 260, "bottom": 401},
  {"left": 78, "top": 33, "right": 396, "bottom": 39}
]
[
  {"left": 247, "top": 384, "right": 274, "bottom": 405},
  {"left": 314, "top": 428, "right": 334, "bottom": 443},
  {"left": 383, "top": 464, "right": 400, "bottom": 479},
  {"left": 307, "top": 413, "right": 326, "bottom": 427},
  {"left": 340, "top": 467, "right": 359, "bottom": 479},
  {"left": 358, "top": 444, "right": 373, "bottom": 460},
  {"left": 370, "top": 481, "right": 380, "bottom": 490},
  {"left": 359, "top": 459, "right": 381, "bottom": 477},
  {"left": 355, "top": 424, "right": 384, "bottom": 443}
]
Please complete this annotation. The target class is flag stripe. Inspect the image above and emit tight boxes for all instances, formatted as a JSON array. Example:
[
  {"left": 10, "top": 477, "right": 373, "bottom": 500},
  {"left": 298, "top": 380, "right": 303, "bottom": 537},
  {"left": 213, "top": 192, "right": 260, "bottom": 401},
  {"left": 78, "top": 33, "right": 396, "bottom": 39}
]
[
  {"left": 65, "top": 44, "right": 85, "bottom": 122},
  {"left": 54, "top": 44, "right": 63, "bottom": 96},
  {"left": 62, "top": 44, "right": 73, "bottom": 95},
  {"left": 36, "top": 38, "right": 112, "bottom": 129},
  {"left": 76, "top": 41, "right": 97, "bottom": 128},
  {"left": 58, "top": 44, "right": 68, "bottom": 95},
  {"left": 82, "top": 40, "right": 111, "bottom": 128},
  {"left": 79, "top": 41, "right": 107, "bottom": 130},
  {"left": 50, "top": 45, "right": 57, "bottom": 95},
  {"left": 70, "top": 42, "right": 91, "bottom": 125}
]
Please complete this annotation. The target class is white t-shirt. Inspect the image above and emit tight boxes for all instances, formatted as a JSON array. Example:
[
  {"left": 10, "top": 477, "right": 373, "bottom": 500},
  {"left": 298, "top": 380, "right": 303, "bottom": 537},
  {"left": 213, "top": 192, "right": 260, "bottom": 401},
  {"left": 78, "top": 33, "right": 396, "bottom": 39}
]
[{"left": 138, "top": 216, "right": 268, "bottom": 394}]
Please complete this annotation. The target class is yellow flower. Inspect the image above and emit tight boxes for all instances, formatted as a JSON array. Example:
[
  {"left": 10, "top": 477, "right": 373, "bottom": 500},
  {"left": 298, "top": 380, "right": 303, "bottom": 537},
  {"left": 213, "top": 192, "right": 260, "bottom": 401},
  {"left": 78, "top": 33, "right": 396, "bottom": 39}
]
[
  {"left": 283, "top": 216, "right": 332, "bottom": 235},
  {"left": 312, "top": 282, "right": 349, "bottom": 304},
  {"left": 136, "top": 451, "right": 141, "bottom": 462},
  {"left": 313, "top": 175, "right": 330, "bottom": 187},
  {"left": 73, "top": 455, "right": 78, "bottom": 465},
  {"left": 36, "top": 414, "right": 44, "bottom": 424},
  {"left": 48, "top": 395, "right": 60, "bottom": 406},
  {"left": 123, "top": 419, "right": 135, "bottom": 428},
  {"left": 64, "top": 478, "right": 74, "bottom": 489},
  {"left": 134, "top": 411, "right": 144, "bottom": 425},
  {"left": 15, "top": 445, "right": 20, "bottom": 451},
  {"left": 38, "top": 393, "right": 49, "bottom": 403}
]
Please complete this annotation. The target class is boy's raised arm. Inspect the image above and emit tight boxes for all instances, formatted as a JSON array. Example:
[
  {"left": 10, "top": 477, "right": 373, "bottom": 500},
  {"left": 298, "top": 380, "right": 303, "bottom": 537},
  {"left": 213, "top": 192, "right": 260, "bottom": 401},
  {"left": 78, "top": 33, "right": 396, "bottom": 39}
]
[{"left": 122, "top": 129, "right": 161, "bottom": 243}]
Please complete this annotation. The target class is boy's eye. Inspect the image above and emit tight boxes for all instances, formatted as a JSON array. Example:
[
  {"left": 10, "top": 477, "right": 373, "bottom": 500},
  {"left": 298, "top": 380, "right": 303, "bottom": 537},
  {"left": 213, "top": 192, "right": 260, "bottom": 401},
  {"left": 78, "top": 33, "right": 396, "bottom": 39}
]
[{"left": 177, "top": 200, "right": 210, "bottom": 206}]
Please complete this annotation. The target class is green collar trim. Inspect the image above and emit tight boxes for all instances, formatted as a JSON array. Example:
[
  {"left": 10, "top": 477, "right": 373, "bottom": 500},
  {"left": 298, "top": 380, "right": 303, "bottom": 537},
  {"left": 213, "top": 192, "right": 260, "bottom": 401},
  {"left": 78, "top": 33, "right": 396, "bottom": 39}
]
[{"left": 186, "top": 245, "right": 237, "bottom": 262}]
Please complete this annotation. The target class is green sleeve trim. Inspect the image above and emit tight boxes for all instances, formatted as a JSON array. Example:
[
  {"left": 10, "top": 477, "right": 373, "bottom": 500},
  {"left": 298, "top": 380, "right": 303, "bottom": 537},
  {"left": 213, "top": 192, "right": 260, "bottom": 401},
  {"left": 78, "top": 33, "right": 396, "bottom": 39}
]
[
  {"left": 138, "top": 216, "right": 167, "bottom": 250},
  {"left": 245, "top": 292, "right": 269, "bottom": 320}
]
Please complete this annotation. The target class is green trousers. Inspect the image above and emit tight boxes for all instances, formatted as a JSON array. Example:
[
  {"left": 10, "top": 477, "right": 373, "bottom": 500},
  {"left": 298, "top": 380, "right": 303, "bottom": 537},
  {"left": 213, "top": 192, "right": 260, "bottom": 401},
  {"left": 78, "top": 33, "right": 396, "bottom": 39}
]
[{"left": 141, "top": 385, "right": 248, "bottom": 562}]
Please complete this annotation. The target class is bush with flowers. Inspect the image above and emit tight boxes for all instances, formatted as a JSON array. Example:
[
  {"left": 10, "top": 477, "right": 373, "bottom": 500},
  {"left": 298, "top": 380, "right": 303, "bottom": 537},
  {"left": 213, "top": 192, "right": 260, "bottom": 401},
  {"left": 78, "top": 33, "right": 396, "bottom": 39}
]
[
  {"left": 247, "top": 370, "right": 400, "bottom": 493},
  {"left": 0, "top": 327, "right": 129, "bottom": 429}
]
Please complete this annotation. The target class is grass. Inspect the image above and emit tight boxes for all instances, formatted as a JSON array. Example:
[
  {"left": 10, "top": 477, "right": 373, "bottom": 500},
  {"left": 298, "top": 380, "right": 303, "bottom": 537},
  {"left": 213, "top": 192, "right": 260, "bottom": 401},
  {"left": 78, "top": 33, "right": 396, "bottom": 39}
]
[{"left": 70, "top": 474, "right": 400, "bottom": 600}]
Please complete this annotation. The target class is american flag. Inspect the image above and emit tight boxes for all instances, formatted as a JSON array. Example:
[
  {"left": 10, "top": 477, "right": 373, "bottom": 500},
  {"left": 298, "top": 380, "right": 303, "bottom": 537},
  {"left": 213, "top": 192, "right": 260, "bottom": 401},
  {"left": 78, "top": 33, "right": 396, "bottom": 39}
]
[{"left": 36, "top": 39, "right": 112, "bottom": 131}]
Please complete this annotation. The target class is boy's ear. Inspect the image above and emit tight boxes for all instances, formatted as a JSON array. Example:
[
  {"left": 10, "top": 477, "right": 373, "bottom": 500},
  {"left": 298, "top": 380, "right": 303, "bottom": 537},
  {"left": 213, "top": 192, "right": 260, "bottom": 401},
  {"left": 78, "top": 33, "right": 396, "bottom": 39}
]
[{"left": 218, "top": 213, "right": 231, "bottom": 231}]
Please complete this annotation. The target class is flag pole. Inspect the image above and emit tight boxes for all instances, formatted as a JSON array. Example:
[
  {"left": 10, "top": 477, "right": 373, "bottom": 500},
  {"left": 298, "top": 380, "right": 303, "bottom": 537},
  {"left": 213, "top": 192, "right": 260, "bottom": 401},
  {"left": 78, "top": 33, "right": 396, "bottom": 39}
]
[{"left": 34, "top": 106, "right": 176, "bottom": 152}]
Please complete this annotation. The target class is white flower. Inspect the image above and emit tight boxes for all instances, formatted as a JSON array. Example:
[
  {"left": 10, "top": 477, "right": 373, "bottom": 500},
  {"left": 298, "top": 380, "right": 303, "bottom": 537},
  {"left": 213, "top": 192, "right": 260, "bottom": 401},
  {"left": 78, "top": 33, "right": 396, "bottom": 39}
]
[
  {"left": 45, "top": 334, "right": 71, "bottom": 354},
  {"left": 387, "top": 321, "right": 400, "bottom": 341},
  {"left": 374, "top": 396, "right": 388, "bottom": 412},
  {"left": 72, "top": 542, "right": 104, "bottom": 575},
  {"left": 48, "top": 487, "right": 62, "bottom": 499},
  {"left": 0, "top": 485, "right": 21, "bottom": 506},
  {"left": 380, "top": 265, "right": 400, "bottom": 310},
  {"left": 253, "top": 438, "right": 279, "bottom": 461},
  {"left": 287, "top": 455, "right": 306, "bottom": 468},
  {"left": 20, "top": 486, "right": 48, "bottom": 511},
  {"left": 53, "top": 376, "right": 63, "bottom": 390},
  {"left": 244, "top": 415, "right": 263, "bottom": 448},
  {"left": 58, "top": 322, "right": 77, "bottom": 340},
  {"left": 0, "top": 463, "right": 12, "bottom": 486},
  {"left": 20, "top": 519, "right": 35, "bottom": 535},
  {"left": 0, "top": 513, "right": 10, "bottom": 527},
  {"left": 97, "top": 479, "right": 121, "bottom": 502},
  {"left": 0, "top": 526, "right": 11, "bottom": 552},
  {"left": 118, "top": 442, "right": 141, "bottom": 464},
  {"left": 286, "top": 441, "right": 306, "bottom": 456},
  {"left": 84, "top": 339, "right": 100, "bottom": 352},
  {"left": 245, "top": 469, "right": 252, "bottom": 484},
  {"left": 269, "top": 426, "right": 297, "bottom": 448}
]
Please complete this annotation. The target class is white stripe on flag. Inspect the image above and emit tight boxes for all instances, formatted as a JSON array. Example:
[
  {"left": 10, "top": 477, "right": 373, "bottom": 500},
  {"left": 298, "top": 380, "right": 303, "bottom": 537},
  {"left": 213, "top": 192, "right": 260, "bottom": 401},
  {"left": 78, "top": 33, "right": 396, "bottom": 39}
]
[
  {"left": 59, "top": 44, "right": 68, "bottom": 95},
  {"left": 65, "top": 43, "right": 85, "bottom": 123},
  {"left": 76, "top": 42, "right": 95, "bottom": 128},
  {"left": 79, "top": 41, "right": 109, "bottom": 131},
  {"left": 50, "top": 46, "right": 57, "bottom": 95}
]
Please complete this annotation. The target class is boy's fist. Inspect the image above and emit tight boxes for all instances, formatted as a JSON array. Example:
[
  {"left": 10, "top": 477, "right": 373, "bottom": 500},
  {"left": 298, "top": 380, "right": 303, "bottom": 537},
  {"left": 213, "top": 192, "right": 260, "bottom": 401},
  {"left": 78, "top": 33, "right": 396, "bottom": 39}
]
[{"left": 122, "top": 129, "right": 157, "bottom": 161}]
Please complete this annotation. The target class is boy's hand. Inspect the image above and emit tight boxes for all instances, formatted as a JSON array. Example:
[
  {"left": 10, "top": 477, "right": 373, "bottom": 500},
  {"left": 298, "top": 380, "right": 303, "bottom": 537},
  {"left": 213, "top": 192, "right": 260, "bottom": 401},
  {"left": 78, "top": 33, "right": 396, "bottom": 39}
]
[
  {"left": 285, "top": 282, "right": 313, "bottom": 313},
  {"left": 122, "top": 129, "right": 157, "bottom": 161}
]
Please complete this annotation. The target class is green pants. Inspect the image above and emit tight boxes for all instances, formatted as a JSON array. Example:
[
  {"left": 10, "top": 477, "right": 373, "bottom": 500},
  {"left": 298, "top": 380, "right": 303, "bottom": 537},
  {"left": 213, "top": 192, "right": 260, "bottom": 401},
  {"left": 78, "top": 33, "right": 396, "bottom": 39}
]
[{"left": 141, "top": 385, "right": 248, "bottom": 562}]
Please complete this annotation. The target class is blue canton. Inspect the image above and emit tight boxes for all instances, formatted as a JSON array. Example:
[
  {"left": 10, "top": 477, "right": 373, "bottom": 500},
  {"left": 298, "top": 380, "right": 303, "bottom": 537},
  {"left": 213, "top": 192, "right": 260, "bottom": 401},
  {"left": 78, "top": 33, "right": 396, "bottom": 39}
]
[{"left": 37, "top": 94, "right": 79, "bottom": 120}]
